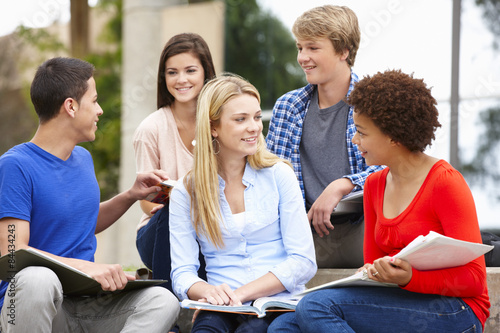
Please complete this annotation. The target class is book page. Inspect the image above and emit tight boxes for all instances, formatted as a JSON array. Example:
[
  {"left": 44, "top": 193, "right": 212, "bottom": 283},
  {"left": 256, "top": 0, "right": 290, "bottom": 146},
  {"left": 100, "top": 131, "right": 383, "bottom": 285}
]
[
  {"left": 181, "top": 297, "right": 299, "bottom": 318},
  {"left": 295, "top": 270, "right": 396, "bottom": 296},
  {"left": 180, "top": 299, "right": 263, "bottom": 317},
  {"left": 394, "top": 231, "right": 493, "bottom": 270},
  {"left": 252, "top": 296, "right": 300, "bottom": 312},
  {"left": 0, "top": 249, "right": 166, "bottom": 296},
  {"left": 295, "top": 232, "right": 493, "bottom": 296}
]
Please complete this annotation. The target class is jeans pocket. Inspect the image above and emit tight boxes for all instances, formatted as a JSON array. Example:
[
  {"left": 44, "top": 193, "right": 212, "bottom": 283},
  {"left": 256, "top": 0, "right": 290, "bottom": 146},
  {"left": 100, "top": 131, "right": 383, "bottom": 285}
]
[{"left": 461, "top": 324, "right": 478, "bottom": 333}]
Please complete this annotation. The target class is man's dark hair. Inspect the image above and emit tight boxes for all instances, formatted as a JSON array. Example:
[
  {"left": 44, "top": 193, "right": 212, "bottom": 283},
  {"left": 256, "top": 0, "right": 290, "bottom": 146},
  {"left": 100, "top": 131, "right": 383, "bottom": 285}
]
[{"left": 30, "top": 57, "right": 95, "bottom": 123}]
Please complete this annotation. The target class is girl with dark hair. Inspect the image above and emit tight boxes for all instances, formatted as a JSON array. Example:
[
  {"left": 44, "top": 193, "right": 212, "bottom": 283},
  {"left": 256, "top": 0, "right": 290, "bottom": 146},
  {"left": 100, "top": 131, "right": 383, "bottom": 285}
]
[{"left": 134, "top": 33, "right": 216, "bottom": 294}]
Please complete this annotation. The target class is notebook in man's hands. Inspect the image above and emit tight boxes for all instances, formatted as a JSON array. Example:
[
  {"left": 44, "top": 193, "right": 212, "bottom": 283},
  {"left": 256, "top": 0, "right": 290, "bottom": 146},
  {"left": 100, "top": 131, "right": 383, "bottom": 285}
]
[{"left": 0, "top": 248, "right": 166, "bottom": 296}]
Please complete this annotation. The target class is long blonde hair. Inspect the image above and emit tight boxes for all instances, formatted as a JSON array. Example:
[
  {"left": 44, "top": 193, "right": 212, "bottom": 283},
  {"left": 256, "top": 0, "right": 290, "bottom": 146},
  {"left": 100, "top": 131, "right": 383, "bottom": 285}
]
[{"left": 185, "top": 74, "right": 290, "bottom": 248}]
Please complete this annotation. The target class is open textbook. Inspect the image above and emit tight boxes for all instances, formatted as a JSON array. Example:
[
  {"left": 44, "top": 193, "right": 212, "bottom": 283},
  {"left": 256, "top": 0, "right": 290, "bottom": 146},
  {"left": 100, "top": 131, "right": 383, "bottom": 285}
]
[
  {"left": 181, "top": 296, "right": 300, "bottom": 318},
  {"left": 297, "top": 231, "right": 494, "bottom": 296},
  {"left": 0, "top": 248, "right": 166, "bottom": 296},
  {"left": 145, "top": 179, "right": 177, "bottom": 205}
]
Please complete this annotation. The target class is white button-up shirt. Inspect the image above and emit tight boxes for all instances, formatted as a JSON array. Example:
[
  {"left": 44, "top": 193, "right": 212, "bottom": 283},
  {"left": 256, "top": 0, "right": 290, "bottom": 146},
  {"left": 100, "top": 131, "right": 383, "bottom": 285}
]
[{"left": 169, "top": 162, "right": 317, "bottom": 301}]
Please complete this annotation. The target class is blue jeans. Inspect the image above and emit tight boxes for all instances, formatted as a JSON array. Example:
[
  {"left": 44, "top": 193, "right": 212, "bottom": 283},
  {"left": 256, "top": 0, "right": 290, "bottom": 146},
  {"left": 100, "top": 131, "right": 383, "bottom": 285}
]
[
  {"left": 268, "top": 287, "right": 482, "bottom": 333},
  {"left": 136, "top": 203, "right": 206, "bottom": 291},
  {"left": 191, "top": 310, "right": 280, "bottom": 333}
]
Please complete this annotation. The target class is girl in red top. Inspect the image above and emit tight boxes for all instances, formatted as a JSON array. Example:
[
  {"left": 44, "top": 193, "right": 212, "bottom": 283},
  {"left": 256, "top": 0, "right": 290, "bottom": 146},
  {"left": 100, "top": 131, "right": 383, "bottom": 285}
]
[{"left": 268, "top": 69, "right": 490, "bottom": 333}]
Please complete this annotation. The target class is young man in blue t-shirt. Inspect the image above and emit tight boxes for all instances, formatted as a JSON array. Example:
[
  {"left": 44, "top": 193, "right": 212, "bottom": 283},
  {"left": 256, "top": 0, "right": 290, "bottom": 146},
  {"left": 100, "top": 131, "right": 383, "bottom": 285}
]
[{"left": 0, "top": 57, "right": 179, "bottom": 332}]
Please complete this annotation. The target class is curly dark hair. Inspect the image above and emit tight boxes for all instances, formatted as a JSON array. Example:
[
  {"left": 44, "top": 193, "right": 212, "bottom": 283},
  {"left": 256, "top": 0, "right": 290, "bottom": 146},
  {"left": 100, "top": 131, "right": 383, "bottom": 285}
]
[{"left": 348, "top": 69, "right": 441, "bottom": 152}]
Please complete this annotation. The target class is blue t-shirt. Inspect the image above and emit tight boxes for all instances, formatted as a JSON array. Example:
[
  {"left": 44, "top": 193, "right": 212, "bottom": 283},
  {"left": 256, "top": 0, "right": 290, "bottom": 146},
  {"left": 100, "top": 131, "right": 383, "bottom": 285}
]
[{"left": 0, "top": 143, "right": 100, "bottom": 308}]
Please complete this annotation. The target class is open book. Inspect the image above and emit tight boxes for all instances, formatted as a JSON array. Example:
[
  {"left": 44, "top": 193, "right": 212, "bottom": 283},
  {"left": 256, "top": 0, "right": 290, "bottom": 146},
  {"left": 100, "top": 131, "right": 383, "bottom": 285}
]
[
  {"left": 181, "top": 296, "right": 300, "bottom": 318},
  {"left": 145, "top": 179, "right": 177, "bottom": 205},
  {"left": 297, "top": 231, "right": 493, "bottom": 296},
  {"left": 0, "top": 248, "right": 166, "bottom": 296},
  {"left": 332, "top": 190, "right": 363, "bottom": 216}
]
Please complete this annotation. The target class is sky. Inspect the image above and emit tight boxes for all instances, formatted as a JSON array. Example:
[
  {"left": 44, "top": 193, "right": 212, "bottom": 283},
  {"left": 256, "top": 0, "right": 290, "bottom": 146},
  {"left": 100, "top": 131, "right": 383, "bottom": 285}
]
[{"left": 1, "top": 0, "right": 499, "bottom": 229}]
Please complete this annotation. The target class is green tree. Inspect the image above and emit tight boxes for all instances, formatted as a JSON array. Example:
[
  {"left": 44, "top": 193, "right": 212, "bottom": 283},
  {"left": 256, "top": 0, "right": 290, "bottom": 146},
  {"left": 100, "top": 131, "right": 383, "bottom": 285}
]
[
  {"left": 12, "top": 0, "right": 303, "bottom": 199},
  {"left": 0, "top": 35, "right": 39, "bottom": 155},
  {"left": 224, "top": 0, "right": 305, "bottom": 112},
  {"left": 79, "top": 0, "right": 123, "bottom": 200},
  {"left": 475, "top": 0, "right": 500, "bottom": 49}
]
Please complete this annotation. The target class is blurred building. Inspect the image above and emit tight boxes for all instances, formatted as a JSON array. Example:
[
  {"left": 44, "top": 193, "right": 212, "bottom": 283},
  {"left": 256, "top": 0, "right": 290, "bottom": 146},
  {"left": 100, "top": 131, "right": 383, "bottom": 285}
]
[
  {"left": 99, "top": 0, "right": 224, "bottom": 266},
  {"left": 0, "top": 0, "right": 225, "bottom": 268}
]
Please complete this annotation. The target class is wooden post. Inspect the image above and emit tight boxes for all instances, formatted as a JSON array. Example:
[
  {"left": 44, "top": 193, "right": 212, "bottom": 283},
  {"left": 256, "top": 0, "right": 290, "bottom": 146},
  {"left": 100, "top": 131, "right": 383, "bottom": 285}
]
[{"left": 70, "top": 0, "right": 89, "bottom": 58}]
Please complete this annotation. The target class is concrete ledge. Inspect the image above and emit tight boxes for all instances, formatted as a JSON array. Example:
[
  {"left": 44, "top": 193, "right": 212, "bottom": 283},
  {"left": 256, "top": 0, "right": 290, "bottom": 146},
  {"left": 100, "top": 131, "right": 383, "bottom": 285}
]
[
  {"left": 178, "top": 307, "right": 195, "bottom": 333},
  {"left": 307, "top": 268, "right": 500, "bottom": 333}
]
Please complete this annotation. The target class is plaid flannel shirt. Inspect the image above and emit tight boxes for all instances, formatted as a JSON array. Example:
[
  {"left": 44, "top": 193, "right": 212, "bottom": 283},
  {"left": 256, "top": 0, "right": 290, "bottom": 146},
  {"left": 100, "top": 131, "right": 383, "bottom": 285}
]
[{"left": 265, "top": 71, "right": 384, "bottom": 201}]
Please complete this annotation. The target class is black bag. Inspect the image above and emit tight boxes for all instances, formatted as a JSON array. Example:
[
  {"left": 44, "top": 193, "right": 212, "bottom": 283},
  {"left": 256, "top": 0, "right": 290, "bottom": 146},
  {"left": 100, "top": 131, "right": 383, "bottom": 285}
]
[{"left": 481, "top": 231, "right": 500, "bottom": 267}]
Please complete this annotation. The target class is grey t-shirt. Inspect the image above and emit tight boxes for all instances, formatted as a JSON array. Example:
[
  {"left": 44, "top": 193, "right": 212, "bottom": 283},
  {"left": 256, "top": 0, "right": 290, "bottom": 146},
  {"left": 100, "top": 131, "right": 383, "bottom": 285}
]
[{"left": 300, "top": 89, "right": 351, "bottom": 211}]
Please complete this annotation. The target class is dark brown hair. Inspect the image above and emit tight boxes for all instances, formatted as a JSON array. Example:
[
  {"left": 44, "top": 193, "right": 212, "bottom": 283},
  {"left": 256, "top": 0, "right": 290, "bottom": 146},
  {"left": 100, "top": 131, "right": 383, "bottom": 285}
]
[
  {"left": 349, "top": 69, "right": 441, "bottom": 152},
  {"left": 157, "top": 33, "right": 216, "bottom": 109}
]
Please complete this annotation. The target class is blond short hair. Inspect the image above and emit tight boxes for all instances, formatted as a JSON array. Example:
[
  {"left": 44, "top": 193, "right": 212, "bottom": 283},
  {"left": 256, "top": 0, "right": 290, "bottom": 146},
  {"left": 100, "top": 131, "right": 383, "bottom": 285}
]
[{"left": 292, "top": 5, "right": 360, "bottom": 67}]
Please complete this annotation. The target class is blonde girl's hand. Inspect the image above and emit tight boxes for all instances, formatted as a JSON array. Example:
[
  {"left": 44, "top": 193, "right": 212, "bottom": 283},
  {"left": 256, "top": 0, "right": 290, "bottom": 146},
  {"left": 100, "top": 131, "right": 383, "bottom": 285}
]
[
  {"left": 199, "top": 283, "right": 242, "bottom": 306},
  {"left": 190, "top": 283, "right": 243, "bottom": 322},
  {"left": 191, "top": 309, "right": 202, "bottom": 323}
]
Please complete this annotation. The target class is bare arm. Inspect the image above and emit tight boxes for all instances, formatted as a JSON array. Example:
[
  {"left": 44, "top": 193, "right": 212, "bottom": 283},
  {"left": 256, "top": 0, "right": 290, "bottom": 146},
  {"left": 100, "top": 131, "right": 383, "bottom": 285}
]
[
  {"left": 139, "top": 200, "right": 163, "bottom": 218},
  {"left": 0, "top": 218, "right": 30, "bottom": 256},
  {"left": 234, "top": 272, "right": 285, "bottom": 304},
  {"left": 187, "top": 281, "right": 242, "bottom": 306},
  {"left": 186, "top": 272, "right": 285, "bottom": 307},
  {"left": 307, "top": 177, "right": 355, "bottom": 236},
  {"left": 95, "top": 170, "right": 167, "bottom": 233}
]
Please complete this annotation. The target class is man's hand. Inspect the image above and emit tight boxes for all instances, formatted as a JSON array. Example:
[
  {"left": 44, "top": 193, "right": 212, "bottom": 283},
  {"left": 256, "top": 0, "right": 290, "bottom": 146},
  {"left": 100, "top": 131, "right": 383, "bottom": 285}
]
[
  {"left": 128, "top": 170, "right": 169, "bottom": 201},
  {"left": 77, "top": 261, "right": 136, "bottom": 291},
  {"left": 308, "top": 178, "right": 355, "bottom": 237},
  {"left": 96, "top": 170, "right": 169, "bottom": 234}
]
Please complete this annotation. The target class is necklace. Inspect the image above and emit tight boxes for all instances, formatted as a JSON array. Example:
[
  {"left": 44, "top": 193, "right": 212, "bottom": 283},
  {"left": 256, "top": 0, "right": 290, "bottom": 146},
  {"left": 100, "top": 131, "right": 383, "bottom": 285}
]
[{"left": 171, "top": 105, "right": 196, "bottom": 147}]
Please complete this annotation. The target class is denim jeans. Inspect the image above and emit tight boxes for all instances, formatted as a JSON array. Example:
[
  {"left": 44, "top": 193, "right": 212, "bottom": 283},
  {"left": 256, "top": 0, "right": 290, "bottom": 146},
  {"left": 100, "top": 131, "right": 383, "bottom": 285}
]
[
  {"left": 191, "top": 310, "right": 281, "bottom": 333},
  {"left": 136, "top": 203, "right": 206, "bottom": 291},
  {"left": 0, "top": 266, "right": 180, "bottom": 333},
  {"left": 268, "top": 287, "right": 482, "bottom": 333}
]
